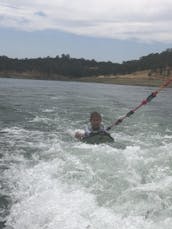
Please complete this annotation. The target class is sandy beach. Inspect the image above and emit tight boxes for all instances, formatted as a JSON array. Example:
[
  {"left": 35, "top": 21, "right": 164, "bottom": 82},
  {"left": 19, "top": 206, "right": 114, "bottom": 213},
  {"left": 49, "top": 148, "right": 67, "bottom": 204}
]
[{"left": 74, "top": 70, "right": 172, "bottom": 87}]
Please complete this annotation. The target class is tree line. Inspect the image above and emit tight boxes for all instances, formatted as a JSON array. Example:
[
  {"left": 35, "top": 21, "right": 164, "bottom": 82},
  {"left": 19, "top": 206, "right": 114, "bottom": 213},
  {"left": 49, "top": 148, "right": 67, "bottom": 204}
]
[{"left": 0, "top": 49, "right": 172, "bottom": 80}]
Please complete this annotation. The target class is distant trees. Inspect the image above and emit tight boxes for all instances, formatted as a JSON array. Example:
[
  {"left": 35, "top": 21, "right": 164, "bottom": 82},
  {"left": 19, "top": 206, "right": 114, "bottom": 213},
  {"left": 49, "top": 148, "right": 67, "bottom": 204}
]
[{"left": 0, "top": 49, "right": 172, "bottom": 80}]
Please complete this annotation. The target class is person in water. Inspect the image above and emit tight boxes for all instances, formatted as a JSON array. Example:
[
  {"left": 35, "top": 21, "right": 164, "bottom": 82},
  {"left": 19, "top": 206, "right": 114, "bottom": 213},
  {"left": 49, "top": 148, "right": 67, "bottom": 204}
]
[{"left": 75, "top": 111, "right": 106, "bottom": 140}]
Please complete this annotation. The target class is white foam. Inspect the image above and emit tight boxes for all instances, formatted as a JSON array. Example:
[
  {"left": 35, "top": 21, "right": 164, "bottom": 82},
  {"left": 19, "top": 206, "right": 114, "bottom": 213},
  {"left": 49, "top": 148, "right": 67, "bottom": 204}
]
[
  {"left": 4, "top": 160, "right": 156, "bottom": 229},
  {"left": 29, "top": 116, "right": 52, "bottom": 124},
  {"left": 2, "top": 119, "right": 172, "bottom": 229},
  {"left": 1, "top": 126, "right": 29, "bottom": 135},
  {"left": 3, "top": 141, "right": 172, "bottom": 229},
  {"left": 42, "top": 108, "right": 55, "bottom": 113}
]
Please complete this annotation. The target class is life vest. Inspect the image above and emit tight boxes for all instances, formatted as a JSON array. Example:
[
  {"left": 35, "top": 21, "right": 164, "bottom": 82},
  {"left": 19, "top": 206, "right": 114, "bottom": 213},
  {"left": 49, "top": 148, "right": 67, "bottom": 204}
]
[
  {"left": 82, "top": 126, "right": 114, "bottom": 144},
  {"left": 84, "top": 124, "right": 106, "bottom": 137}
]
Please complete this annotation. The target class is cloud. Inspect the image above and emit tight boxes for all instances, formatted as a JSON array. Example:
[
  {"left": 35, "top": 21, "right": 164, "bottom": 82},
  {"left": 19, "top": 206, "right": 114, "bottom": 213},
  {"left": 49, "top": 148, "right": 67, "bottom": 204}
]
[{"left": 0, "top": 0, "right": 172, "bottom": 42}]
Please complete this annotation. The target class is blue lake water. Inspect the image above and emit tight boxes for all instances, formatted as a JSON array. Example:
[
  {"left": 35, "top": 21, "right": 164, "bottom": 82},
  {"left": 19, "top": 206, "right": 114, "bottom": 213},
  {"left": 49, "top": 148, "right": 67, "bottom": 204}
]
[{"left": 0, "top": 77, "right": 172, "bottom": 229}]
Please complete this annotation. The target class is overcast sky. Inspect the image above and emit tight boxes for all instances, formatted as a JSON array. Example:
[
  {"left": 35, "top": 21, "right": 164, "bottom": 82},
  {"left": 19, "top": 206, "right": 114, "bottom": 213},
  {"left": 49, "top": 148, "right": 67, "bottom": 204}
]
[{"left": 0, "top": 0, "right": 172, "bottom": 62}]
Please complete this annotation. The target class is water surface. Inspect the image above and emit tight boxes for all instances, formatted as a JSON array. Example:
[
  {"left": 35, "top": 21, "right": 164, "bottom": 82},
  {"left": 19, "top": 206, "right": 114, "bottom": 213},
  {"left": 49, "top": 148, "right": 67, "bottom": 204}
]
[{"left": 0, "top": 78, "right": 172, "bottom": 229}]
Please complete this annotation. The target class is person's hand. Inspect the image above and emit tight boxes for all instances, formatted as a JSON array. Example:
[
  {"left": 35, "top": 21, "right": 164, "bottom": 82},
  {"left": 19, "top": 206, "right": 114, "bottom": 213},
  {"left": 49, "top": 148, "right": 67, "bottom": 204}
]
[{"left": 75, "top": 132, "right": 84, "bottom": 140}]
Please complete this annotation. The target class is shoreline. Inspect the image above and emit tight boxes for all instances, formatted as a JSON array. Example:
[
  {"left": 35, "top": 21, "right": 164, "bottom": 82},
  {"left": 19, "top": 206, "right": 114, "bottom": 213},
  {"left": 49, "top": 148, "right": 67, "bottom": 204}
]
[
  {"left": 0, "top": 71, "right": 172, "bottom": 88},
  {"left": 72, "top": 72, "right": 172, "bottom": 88},
  {"left": 72, "top": 77, "right": 166, "bottom": 87}
]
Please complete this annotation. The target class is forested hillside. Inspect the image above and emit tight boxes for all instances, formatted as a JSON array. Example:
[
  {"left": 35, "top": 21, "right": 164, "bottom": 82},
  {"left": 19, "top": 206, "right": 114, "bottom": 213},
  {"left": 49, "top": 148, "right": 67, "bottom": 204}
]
[{"left": 0, "top": 49, "right": 172, "bottom": 80}]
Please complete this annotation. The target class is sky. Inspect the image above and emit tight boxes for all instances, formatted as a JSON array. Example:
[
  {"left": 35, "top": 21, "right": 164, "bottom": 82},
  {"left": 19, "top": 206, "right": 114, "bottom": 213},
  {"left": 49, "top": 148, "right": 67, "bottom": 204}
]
[{"left": 0, "top": 0, "right": 172, "bottom": 63}]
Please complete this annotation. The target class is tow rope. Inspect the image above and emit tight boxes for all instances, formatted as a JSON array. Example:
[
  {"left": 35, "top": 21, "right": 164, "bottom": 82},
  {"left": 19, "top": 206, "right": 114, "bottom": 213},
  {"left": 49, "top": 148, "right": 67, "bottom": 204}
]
[{"left": 106, "top": 77, "right": 172, "bottom": 131}]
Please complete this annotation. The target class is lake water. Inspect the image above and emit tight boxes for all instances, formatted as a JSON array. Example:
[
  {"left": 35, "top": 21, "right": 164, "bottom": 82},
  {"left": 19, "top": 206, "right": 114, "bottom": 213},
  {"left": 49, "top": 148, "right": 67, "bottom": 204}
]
[{"left": 0, "top": 77, "right": 172, "bottom": 229}]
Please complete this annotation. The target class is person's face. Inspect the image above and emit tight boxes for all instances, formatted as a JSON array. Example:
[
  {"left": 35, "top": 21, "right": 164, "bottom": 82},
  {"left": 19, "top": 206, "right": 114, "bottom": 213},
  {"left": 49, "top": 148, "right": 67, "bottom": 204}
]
[{"left": 90, "top": 116, "right": 101, "bottom": 129}]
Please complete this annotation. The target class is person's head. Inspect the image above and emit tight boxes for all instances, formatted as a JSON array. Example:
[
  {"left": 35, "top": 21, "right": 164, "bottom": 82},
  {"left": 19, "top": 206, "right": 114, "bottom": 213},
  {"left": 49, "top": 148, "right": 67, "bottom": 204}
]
[{"left": 89, "top": 112, "right": 102, "bottom": 130}]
